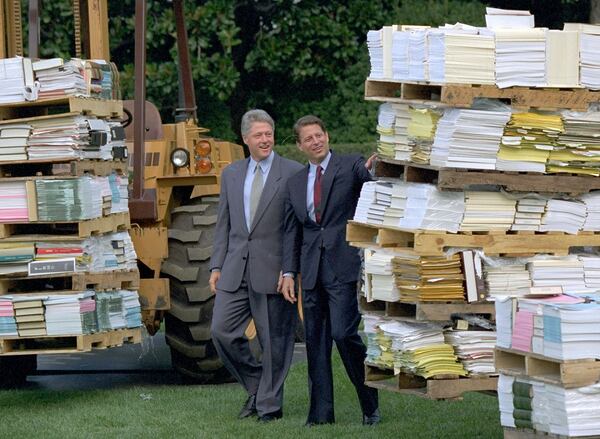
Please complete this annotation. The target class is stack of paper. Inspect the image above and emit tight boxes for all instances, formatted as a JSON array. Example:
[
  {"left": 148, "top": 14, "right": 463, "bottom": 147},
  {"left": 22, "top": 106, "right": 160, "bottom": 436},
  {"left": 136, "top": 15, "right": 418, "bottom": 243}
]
[
  {"left": 13, "top": 296, "right": 46, "bottom": 336},
  {"left": 551, "top": 109, "right": 600, "bottom": 176},
  {"left": 511, "top": 307, "right": 535, "bottom": 351},
  {"left": 367, "top": 29, "right": 384, "bottom": 79},
  {"left": 96, "top": 291, "right": 126, "bottom": 330},
  {"left": 392, "top": 250, "right": 465, "bottom": 302},
  {"left": 364, "top": 314, "right": 387, "bottom": 365},
  {"left": 494, "top": 29, "right": 546, "bottom": 88},
  {"left": 353, "top": 181, "right": 391, "bottom": 225},
  {"left": 444, "top": 31, "right": 496, "bottom": 84},
  {"left": 34, "top": 59, "right": 87, "bottom": 99},
  {"left": 582, "top": 192, "right": 600, "bottom": 230},
  {"left": 35, "top": 176, "right": 104, "bottom": 221},
  {"left": 79, "top": 293, "right": 97, "bottom": 334},
  {"left": 400, "top": 183, "right": 465, "bottom": 232},
  {"left": 0, "top": 57, "right": 33, "bottom": 104},
  {"left": 498, "top": 374, "right": 517, "bottom": 428},
  {"left": 0, "top": 123, "right": 30, "bottom": 161},
  {"left": 44, "top": 292, "right": 95, "bottom": 335},
  {"left": 430, "top": 105, "right": 511, "bottom": 169},
  {"left": 495, "top": 298, "right": 515, "bottom": 348},
  {"left": 565, "top": 23, "right": 600, "bottom": 89},
  {"left": 120, "top": 290, "right": 142, "bottom": 328},
  {"left": 540, "top": 199, "right": 586, "bottom": 234},
  {"left": 485, "top": 7, "right": 535, "bottom": 29},
  {"left": 484, "top": 260, "right": 532, "bottom": 299},
  {"left": 546, "top": 30, "right": 580, "bottom": 87},
  {"left": 393, "top": 104, "right": 411, "bottom": 160},
  {"left": 498, "top": 112, "right": 563, "bottom": 172},
  {"left": 445, "top": 330, "right": 497, "bottom": 375},
  {"left": 407, "top": 106, "right": 442, "bottom": 164},
  {"left": 528, "top": 256, "right": 587, "bottom": 294},
  {"left": 543, "top": 302, "right": 600, "bottom": 360},
  {"left": 391, "top": 30, "right": 410, "bottom": 80},
  {"left": 408, "top": 29, "right": 428, "bottom": 81},
  {"left": 0, "top": 242, "right": 35, "bottom": 275},
  {"left": 427, "top": 25, "right": 480, "bottom": 83},
  {"left": 511, "top": 196, "right": 547, "bottom": 231},
  {"left": 376, "top": 103, "right": 397, "bottom": 159},
  {"left": 0, "top": 181, "right": 28, "bottom": 222},
  {"left": 0, "top": 297, "right": 17, "bottom": 336},
  {"left": 461, "top": 191, "right": 516, "bottom": 231},
  {"left": 364, "top": 248, "right": 400, "bottom": 302},
  {"left": 382, "top": 183, "right": 409, "bottom": 226},
  {"left": 580, "top": 255, "right": 600, "bottom": 290}
]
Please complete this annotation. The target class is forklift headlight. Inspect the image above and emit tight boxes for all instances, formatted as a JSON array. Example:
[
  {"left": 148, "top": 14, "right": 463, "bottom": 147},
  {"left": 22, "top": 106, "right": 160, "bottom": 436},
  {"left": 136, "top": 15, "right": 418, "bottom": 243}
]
[{"left": 171, "top": 148, "right": 189, "bottom": 168}]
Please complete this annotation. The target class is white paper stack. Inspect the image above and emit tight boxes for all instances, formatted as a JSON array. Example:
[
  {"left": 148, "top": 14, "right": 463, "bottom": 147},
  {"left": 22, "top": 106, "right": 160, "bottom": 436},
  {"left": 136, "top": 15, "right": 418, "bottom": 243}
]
[
  {"left": 444, "top": 31, "right": 496, "bottom": 85},
  {"left": 540, "top": 199, "right": 586, "bottom": 234},
  {"left": 35, "top": 59, "right": 87, "bottom": 99},
  {"left": 445, "top": 330, "right": 497, "bottom": 375},
  {"left": 543, "top": 302, "right": 600, "bottom": 360},
  {"left": 511, "top": 196, "right": 547, "bottom": 231},
  {"left": 427, "top": 28, "right": 446, "bottom": 83},
  {"left": 580, "top": 255, "right": 600, "bottom": 290},
  {"left": 44, "top": 292, "right": 95, "bottom": 335},
  {"left": 108, "top": 173, "right": 128, "bottom": 214},
  {"left": 0, "top": 123, "right": 31, "bottom": 161},
  {"left": 0, "top": 180, "right": 28, "bottom": 222},
  {"left": 494, "top": 29, "right": 546, "bottom": 88},
  {"left": 399, "top": 183, "right": 465, "bottom": 232},
  {"left": 485, "top": 261, "right": 532, "bottom": 299},
  {"left": 408, "top": 29, "right": 428, "bottom": 81},
  {"left": 0, "top": 57, "right": 32, "bottom": 104},
  {"left": 354, "top": 181, "right": 391, "bottom": 225},
  {"left": 430, "top": 105, "right": 511, "bottom": 170},
  {"left": 485, "top": 7, "right": 535, "bottom": 29},
  {"left": 546, "top": 30, "right": 580, "bottom": 87},
  {"left": 382, "top": 183, "right": 409, "bottom": 226},
  {"left": 495, "top": 298, "right": 514, "bottom": 348},
  {"left": 367, "top": 29, "right": 384, "bottom": 79},
  {"left": 528, "top": 256, "right": 587, "bottom": 294},
  {"left": 391, "top": 30, "right": 410, "bottom": 80},
  {"left": 364, "top": 248, "right": 400, "bottom": 302},
  {"left": 564, "top": 23, "right": 600, "bottom": 90},
  {"left": 582, "top": 192, "right": 600, "bottom": 230},
  {"left": 120, "top": 290, "right": 142, "bottom": 328},
  {"left": 376, "top": 103, "right": 397, "bottom": 159},
  {"left": 497, "top": 374, "right": 516, "bottom": 428},
  {"left": 461, "top": 191, "right": 516, "bottom": 231},
  {"left": 393, "top": 103, "right": 411, "bottom": 160}
]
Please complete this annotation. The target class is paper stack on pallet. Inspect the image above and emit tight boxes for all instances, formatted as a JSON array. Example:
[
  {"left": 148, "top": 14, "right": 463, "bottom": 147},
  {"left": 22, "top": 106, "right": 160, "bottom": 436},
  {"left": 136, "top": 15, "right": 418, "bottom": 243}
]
[
  {"left": 461, "top": 191, "right": 516, "bottom": 231},
  {"left": 364, "top": 248, "right": 400, "bottom": 302},
  {"left": 510, "top": 196, "right": 547, "bottom": 231},
  {"left": 407, "top": 107, "right": 441, "bottom": 164},
  {"left": 445, "top": 330, "right": 496, "bottom": 375},
  {"left": 494, "top": 29, "right": 547, "bottom": 88},
  {"left": 0, "top": 297, "right": 17, "bottom": 336},
  {"left": 539, "top": 199, "right": 586, "bottom": 234}
]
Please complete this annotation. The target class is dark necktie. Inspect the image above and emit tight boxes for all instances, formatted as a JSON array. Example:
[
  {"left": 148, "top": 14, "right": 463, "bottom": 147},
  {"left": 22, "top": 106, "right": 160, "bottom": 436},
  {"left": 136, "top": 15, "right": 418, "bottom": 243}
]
[{"left": 314, "top": 165, "right": 323, "bottom": 223}]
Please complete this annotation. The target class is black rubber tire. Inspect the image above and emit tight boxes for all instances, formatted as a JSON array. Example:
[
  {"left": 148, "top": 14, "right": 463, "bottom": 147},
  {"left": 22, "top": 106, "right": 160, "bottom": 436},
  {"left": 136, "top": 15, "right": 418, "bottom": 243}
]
[
  {"left": 161, "top": 196, "right": 231, "bottom": 384},
  {"left": 0, "top": 355, "right": 36, "bottom": 388}
]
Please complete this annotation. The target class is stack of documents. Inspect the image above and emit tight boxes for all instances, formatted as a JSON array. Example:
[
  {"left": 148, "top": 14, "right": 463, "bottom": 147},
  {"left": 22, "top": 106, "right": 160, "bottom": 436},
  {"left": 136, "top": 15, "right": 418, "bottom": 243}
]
[
  {"left": 408, "top": 29, "right": 428, "bottom": 81},
  {"left": 543, "top": 302, "right": 600, "bottom": 360},
  {"left": 353, "top": 181, "right": 391, "bottom": 225},
  {"left": 551, "top": 109, "right": 600, "bottom": 176},
  {"left": 367, "top": 30, "right": 384, "bottom": 79},
  {"left": 44, "top": 292, "right": 95, "bottom": 335},
  {"left": 580, "top": 255, "right": 600, "bottom": 290},
  {"left": 565, "top": 23, "right": 600, "bottom": 89},
  {"left": 498, "top": 112, "right": 563, "bottom": 172},
  {"left": 484, "top": 260, "right": 532, "bottom": 299},
  {"left": 430, "top": 104, "right": 511, "bottom": 169},
  {"left": 495, "top": 298, "right": 514, "bottom": 348},
  {"left": 0, "top": 242, "right": 35, "bottom": 275},
  {"left": 363, "top": 314, "right": 387, "bottom": 365},
  {"left": 35, "top": 176, "right": 104, "bottom": 221},
  {"left": 364, "top": 248, "right": 400, "bottom": 302},
  {"left": 381, "top": 183, "right": 409, "bottom": 226},
  {"left": 497, "top": 374, "right": 517, "bottom": 429},
  {"left": 0, "top": 57, "right": 33, "bottom": 104},
  {"left": 392, "top": 251, "right": 465, "bottom": 301},
  {"left": 461, "top": 191, "right": 516, "bottom": 231},
  {"left": 391, "top": 30, "right": 410, "bottom": 80},
  {"left": 485, "top": 7, "right": 535, "bottom": 29},
  {"left": 427, "top": 28, "right": 446, "bottom": 83},
  {"left": 407, "top": 107, "right": 442, "bottom": 164},
  {"left": 95, "top": 291, "right": 126, "bottom": 331},
  {"left": 34, "top": 59, "right": 87, "bottom": 99},
  {"left": 494, "top": 29, "right": 546, "bottom": 88},
  {"left": 444, "top": 31, "right": 496, "bottom": 84},
  {"left": 393, "top": 104, "right": 411, "bottom": 160},
  {"left": 540, "top": 199, "right": 586, "bottom": 234},
  {"left": 398, "top": 183, "right": 465, "bottom": 232},
  {"left": 79, "top": 293, "right": 97, "bottom": 334},
  {"left": 528, "top": 256, "right": 587, "bottom": 294},
  {"left": 445, "top": 330, "right": 497, "bottom": 375},
  {"left": 0, "top": 297, "right": 17, "bottom": 335},
  {"left": 120, "top": 290, "right": 142, "bottom": 328},
  {"left": 0, "top": 181, "right": 29, "bottom": 222},
  {"left": 581, "top": 192, "right": 600, "bottom": 230},
  {"left": 13, "top": 296, "right": 46, "bottom": 336},
  {"left": 376, "top": 103, "right": 397, "bottom": 159},
  {"left": 546, "top": 30, "right": 580, "bottom": 87},
  {"left": 0, "top": 123, "right": 31, "bottom": 161},
  {"left": 511, "top": 196, "right": 547, "bottom": 231}
]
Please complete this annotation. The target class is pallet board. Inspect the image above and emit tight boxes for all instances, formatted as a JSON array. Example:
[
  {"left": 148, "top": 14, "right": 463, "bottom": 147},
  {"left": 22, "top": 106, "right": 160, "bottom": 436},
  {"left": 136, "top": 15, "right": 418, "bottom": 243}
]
[
  {"left": 364, "top": 79, "right": 600, "bottom": 111},
  {"left": 346, "top": 221, "right": 600, "bottom": 256},
  {"left": 0, "top": 212, "right": 130, "bottom": 239},
  {"left": 0, "top": 96, "right": 123, "bottom": 120},
  {"left": 0, "top": 327, "right": 142, "bottom": 355},
  {"left": 0, "top": 158, "right": 127, "bottom": 178},
  {"left": 0, "top": 269, "right": 140, "bottom": 294},
  {"left": 504, "top": 427, "right": 600, "bottom": 439},
  {"left": 365, "top": 363, "right": 497, "bottom": 399},
  {"left": 375, "top": 158, "right": 600, "bottom": 196},
  {"left": 495, "top": 347, "right": 600, "bottom": 388}
]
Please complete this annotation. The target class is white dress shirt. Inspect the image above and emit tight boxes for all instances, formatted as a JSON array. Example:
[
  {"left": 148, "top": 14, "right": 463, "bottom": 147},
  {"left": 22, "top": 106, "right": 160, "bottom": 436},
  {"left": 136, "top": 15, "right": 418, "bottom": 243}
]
[
  {"left": 244, "top": 151, "right": 274, "bottom": 230},
  {"left": 306, "top": 151, "right": 332, "bottom": 222}
]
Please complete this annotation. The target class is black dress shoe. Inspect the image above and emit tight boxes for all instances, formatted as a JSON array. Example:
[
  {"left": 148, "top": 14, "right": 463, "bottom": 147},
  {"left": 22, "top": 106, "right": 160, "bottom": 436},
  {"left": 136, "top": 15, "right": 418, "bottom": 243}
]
[
  {"left": 257, "top": 410, "right": 282, "bottom": 423},
  {"left": 238, "top": 394, "right": 257, "bottom": 419},
  {"left": 362, "top": 408, "right": 381, "bottom": 426},
  {"left": 305, "top": 419, "right": 334, "bottom": 427}
]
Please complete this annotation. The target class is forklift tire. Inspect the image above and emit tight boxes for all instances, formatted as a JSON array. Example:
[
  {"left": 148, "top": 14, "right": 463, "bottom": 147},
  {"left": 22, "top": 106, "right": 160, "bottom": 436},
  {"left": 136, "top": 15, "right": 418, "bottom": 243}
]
[
  {"left": 161, "top": 196, "right": 232, "bottom": 384},
  {"left": 0, "top": 355, "right": 36, "bottom": 388}
]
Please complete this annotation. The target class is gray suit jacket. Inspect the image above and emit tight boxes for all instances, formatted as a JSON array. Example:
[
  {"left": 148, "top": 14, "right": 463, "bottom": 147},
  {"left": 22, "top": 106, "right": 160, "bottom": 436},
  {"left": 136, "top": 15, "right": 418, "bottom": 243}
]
[{"left": 210, "top": 152, "right": 303, "bottom": 294}]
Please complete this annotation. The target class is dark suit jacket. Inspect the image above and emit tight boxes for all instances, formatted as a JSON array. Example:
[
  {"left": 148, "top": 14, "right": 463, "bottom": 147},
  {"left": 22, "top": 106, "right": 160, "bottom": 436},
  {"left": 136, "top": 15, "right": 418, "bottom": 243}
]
[
  {"left": 210, "top": 152, "right": 303, "bottom": 294},
  {"left": 282, "top": 152, "right": 372, "bottom": 290}
]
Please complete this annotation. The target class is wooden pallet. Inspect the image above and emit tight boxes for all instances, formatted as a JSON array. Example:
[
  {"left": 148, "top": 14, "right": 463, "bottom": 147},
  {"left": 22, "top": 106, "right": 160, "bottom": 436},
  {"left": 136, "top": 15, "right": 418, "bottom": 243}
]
[
  {"left": 0, "top": 212, "right": 130, "bottom": 239},
  {"left": 504, "top": 427, "right": 600, "bottom": 439},
  {"left": 346, "top": 221, "right": 600, "bottom": 256},
  {"left": 0, "top": 158, "right": 128, "bottom": 178},
  {"left": 375, "top": 158, "right": 600, "bottom": 196},
  {"left": 364, "top": 79, "right": 600, "bottom": 111},
  {"left": 0, "top": 269, "right": 140, "bottom": 294},
  {"left": 364, "top": 363, "right": 497, "bottom": 400},
  {"left": 495, "top": 347, "right": 600, "bottom": 388},
  {"left": 0, "top": 327, "right": 142, "bottom": 355},
  {"left": 0, "top": 96, "right": 123, "bottom": 120}
]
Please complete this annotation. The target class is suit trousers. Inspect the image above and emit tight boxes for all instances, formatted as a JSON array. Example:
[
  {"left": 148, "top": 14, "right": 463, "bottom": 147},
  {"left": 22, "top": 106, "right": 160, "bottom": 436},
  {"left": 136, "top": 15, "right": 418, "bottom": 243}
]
[
  {"left": 302, "top": 251, "right": 378, "bottom": 424},
  {"left": 211, "top": 266, "right": 296, "bottom": 416}
]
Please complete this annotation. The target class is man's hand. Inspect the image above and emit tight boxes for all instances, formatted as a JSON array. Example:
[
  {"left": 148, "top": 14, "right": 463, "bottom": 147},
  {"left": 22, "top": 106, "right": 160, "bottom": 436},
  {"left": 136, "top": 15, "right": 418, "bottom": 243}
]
[
  {"left": 209, "top": 271, "right": 221, "bottom": 294},
  {"left": 365, "top": 153, "right": 377, "bottom": 171},
  {"left": 277, "top": 271, "right": 284, "bottom": 293},
  {"left": 281, "top": 277, "right": 297, "bottom": 304}
]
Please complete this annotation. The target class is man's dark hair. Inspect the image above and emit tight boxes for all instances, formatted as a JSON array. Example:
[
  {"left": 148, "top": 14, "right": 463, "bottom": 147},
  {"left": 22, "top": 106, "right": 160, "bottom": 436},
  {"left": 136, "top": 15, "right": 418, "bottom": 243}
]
[{"left": 293, "top": 115, "right": 327, "bottom": 142}]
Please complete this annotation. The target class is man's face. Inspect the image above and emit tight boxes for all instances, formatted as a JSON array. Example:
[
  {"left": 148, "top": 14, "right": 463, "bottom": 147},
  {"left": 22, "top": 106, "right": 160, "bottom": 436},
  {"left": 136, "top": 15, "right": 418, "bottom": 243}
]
[
  {"left": 297, "top": 124, "right": 330, "bottom": 164},
  {"left": 243, "top": 121, "right": 274, "bottom": 162}
]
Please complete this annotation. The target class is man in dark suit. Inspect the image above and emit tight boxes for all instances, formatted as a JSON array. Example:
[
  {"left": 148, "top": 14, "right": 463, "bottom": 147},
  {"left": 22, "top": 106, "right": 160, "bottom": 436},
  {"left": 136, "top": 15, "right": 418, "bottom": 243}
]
[
  {"left": 209, "top": 109, "right": 303, "bottom": 422},
  {"left": 281, "top": 115, "right": 380, "bottom": 426}
]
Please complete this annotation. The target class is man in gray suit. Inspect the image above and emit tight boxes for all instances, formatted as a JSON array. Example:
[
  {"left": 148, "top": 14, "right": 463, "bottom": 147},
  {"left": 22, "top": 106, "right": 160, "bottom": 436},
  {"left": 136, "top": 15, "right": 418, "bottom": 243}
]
[{"left": 209, "top": 109, "right": 303, "bottom": 422}]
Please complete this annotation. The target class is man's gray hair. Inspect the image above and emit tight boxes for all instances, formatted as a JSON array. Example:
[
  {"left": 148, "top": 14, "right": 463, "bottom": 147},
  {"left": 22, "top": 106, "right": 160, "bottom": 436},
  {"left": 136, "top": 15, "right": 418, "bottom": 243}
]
[{"left": 241, "top": 109, "right": 275, "bottom": 136}]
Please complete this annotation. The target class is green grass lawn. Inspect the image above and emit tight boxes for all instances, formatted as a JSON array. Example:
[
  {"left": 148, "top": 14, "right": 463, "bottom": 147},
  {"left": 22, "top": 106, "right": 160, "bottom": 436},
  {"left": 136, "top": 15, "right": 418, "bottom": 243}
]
[{"left": 0, "top": 353, "right": 502, "bottom": 438}]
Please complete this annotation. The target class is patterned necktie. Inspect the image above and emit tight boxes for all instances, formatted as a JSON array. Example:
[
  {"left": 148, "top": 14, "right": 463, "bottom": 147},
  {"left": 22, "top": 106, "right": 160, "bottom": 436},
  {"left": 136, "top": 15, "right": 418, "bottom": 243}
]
[
  {"left": 314, "top": 165, "right": 323, "bottom": 223},
  {"left": 249, "top": 164, "right": 264, "bottom": 226}
]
